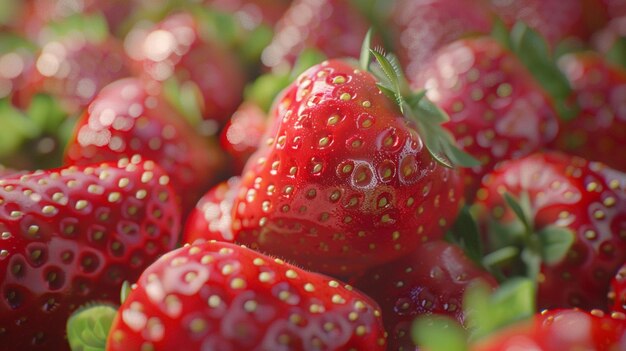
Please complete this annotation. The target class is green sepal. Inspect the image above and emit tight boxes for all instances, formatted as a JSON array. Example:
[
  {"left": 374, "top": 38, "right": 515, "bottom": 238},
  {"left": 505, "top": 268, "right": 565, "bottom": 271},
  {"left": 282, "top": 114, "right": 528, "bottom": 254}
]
[
  {"left": 44, "top": 13, "right": 109, "bottom": 44},
  {"left": 370, "top": 49, "right": 404, "bottom": 108},
  {"left": 162, "top": 77, "right": 204, "bottom": 127},
  {"left": 120, "top": 281, "right": 131, "bottom": 304},
  {"left": 503, "top": 192, "right": 532, "bottom": 234},
  {"left": 360, "top": 29, "right": 374, "bottom": 71},
  {"left": 464, "top": 278, "right": 536, "bottom": 341},
  {"left": 537, "top": 225, "right": 574, "bottom": 265},
  {"left": 606, "top": 37, "right": 626, "bottom": 70},
  {"left": 491, "top": 17, "right": 512, "bottom": 50},
  {"left": 508, "top": 22, "right": 578, "bottom": 121},
  {"left": 66, "top": 303, "right": 118, "bottom": 351},
  {"left": 412, "top": 315, "right": 469, "bottom": 351},
  {"left": 447, "top": 206, "right": 484, "bottom": 265}
]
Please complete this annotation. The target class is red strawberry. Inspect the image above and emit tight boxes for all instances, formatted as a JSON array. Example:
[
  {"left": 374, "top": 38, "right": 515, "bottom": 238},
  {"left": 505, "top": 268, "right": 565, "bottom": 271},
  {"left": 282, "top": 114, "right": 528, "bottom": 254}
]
[
  {"left": 220, "top": 102, "right": 269, "bottom": 173},
  {"left": 609, "top": 263, "right": 626, "bottom": 313},
  {"left": 471, "top": 309, "right": 626, "bottom": 351},
  {"left": 550, "top": 53, "right": 626, "bottom": 172},
  {"left": 391, "top": 0, "right": 493, "bottom": 79},
  {"left": 26, "top": 36, "right": 130, "bottom": 115},
  {"left": 355, "top": 241, "right": 497, "bottom": 351},
  {"left": 105, "top": 241, "right": 387, "bottom": 350},
  {"left": 231, "top": 57, "right": 469, "bottom": 276},
  {"left": 412, "top": 37, "right": 559, "bottom": 200},
  {"left": 261, "top": 0, "right": 371, "bottom": 70},
  {"left": 124, "top": 12, "right": 245, "bottom": 126},
  {"left": 0, "top": 156, "right": 180, "bottom": 350},
  {"left": 474, "top": 152, "right": 626, "bottom": 310},
  {"left": 487, "top": 0, "right": 588, "bottom": 45},
  {"left": 184, "top": 177, "right": 240, "bottom": 244},
  {"left": 64, "top": 78, "right": 226, "bottom": 215}
]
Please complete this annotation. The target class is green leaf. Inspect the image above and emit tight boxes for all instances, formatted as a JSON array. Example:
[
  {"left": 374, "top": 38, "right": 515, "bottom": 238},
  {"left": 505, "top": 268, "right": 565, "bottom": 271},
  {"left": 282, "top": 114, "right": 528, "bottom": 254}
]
[
  {"left": 405, "top": 90, "right": 428, "bottom": 109},
  {"left": 67, "top": 304, "right": 118, "bottom": 351},
  {"left": 415, "top": 95, "right": 450, "bottom": 124},
  {"left": 520, "top": 247, "right": 542, "bottom": 282},
  {"left": 120, "top": 281, "right": 131, "bottom": 304},
  {"left": 450, "top": 206, "right": 484, "bottom": 265},
  {"left": 412, "top": 315, "right": 469, "bottom": 351},
  {"left": 441, "top": 138, "right": 482, "bottom": 167},
  {"left": 490, "top": 17, "right": 512, "bottom": 50},
  {"left": 482, "top": 246, "right": 519, "bottom": 272},
  {"left": 162, "top": 77, "right": 203, "bottom": 127},
  {"left": 370, "top": 49, "right": 402, "bottom": 104},
  {"left": 606, "top": 37, "right": 626, "bottom": 71},
  {"left": 465, "top": 278, "right": 536, "bottom": 341},
  {"left": 537, "top": 225, "right": 574, "bottom": 265},
  {"left": 503, "top": 192, "right": 532, "bottom": 234},
  {"left": 360, "top": 28, "right": 374, "bottom": 71},
  {"left": 46, "top": 13, "right": 109, "bottom": 43}
]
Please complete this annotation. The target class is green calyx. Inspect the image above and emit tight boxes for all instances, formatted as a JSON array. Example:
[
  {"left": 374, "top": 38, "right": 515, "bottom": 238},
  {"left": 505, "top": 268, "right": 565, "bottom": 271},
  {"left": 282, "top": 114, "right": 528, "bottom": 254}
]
[
  {"left": 446, "top": 206, "right": 484, "bottom": 266},
  {"left": 362, "top": 35, "right": 480, "bottom": 169},
  {"left": 411, "top": 278, "right": 536, "bottom": 350},
  {"left": 481, "top": 192, "right": 574, "bottom": 283},
  {"left": 66, "top": 303, "right": 117, "bottom": 351},
  {"left": 44, "top": 13, "right": 110, "bottom": 44},
  {"left": 606, "top": 37, "right": 626, "bottom": 70},
  {"left": 493, "top": 21, "right": 579, "bottom": 121}
]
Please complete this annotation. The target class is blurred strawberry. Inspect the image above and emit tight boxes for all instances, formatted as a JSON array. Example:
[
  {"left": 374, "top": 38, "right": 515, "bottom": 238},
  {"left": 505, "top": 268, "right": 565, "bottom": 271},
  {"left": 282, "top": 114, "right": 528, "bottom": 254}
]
[
  {"left": 206, "top": 0, "right": 290, "bottom": 27},
  {"left": 64, "top": 78, "right": 226, "bottom": 216},
  {"left": 183, "top": 177, "right": 240, "bottom": 244},
  {"left": 551, "top": 53, "right": 626, "bottom": 172},
  {"left": 220, "top": 102, "right": 268, "bottom": 174},
  {"left": 609, "top": 263, "right": 626, "bottom": 313},
  {"left": 261, "top": 0, "right": 371, "bottom": 71},
  {"left": 125, "top": 12, "right": 245, "bottom": 129},
  {"left": 391, "top": 0, "right": 493, "bottom": 79}
]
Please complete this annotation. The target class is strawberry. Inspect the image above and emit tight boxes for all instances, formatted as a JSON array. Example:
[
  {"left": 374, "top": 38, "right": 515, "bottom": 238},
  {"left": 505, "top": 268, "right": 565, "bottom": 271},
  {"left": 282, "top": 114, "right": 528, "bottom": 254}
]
[
  {"left": 124, "top": 12, "right": 246, "bottom": 127},
  {"left": 220, "top": 102, "right": 269, "bottom": 174},
  {"left": 0, "top": 156, "right": 180, "bottom": 350},
  {"left": 550, "top": 52, "right": 626, "bottom": 172},
  {"left": 26, "top": 36, "right": 130, "bottom": 115},
  {"left": 64, "top": 78, "right": 226, "bottom": 216},
  {"left": 104, "top": 241, "right": 387, "bottom": 350},
  {"left": 391, "top": 0, "right": 493, "bottom": 79},
  {"left": 609, "top": 263, "right": 626, "bottom": 313},
  {"left": 471, "top": 309, "right": 626, "bottom": 351},
  {"left": 474, "top": 152, "right": 626, "bottom": 310},
  {"left": 184, "top": 177, "right": 240, "bottom": 245},
  {"left": 206, "top": 0, "right": 290, "bottom": 27},
  {"left": 261, "top": 0, "right": 371, "bottom": 70},
  {"left": 230, "top": 52, "right": 475, "bottom": 276},
  {"left": 412, "top": 37, "right": 559, "bottom": 200},
  {"left": 354, "top": 241, "right": 497, "bottom": 351}
]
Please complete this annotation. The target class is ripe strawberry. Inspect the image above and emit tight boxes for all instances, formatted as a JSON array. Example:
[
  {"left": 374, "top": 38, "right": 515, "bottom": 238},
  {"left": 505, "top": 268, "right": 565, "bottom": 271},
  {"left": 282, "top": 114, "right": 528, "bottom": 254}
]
[
  {"left": 0, "top": 156, "right": 180, "bottom": 350},
  {"left": 391, "top": 0, "right": 493, "bottom": 79},
  {"left": 125, "top": 12, "right": 245, "bottom": 126},
  {"left": 105, "top": 241, "right": 387, "bottom": 350},
  {"left": 0, "top": 33, "right": 37, "bottom": 103},
  {"left": 412, "top": 37, "right": 559, "bottom": 200},
  {"left": 550, "top": 53, "right": 626, "bottom": 172},
  {"left": 474, "top": 152, "right": 626, "bottom": 310},
  {"left": 184, "top": 177, "right": 240, "bottom": 245},
  {"left": 64, "top": 78, "right": 226, "bottom": 216},
  {"left": 609, "top": 263, "right": 626, "bottom": 313},
  {"left": 206, "top": 0, "right": 290, "bottom": 27},
  {"left": 261, "top": 0, "right": 371, "bottom": 70},
  {"left": 220, "top": 102, "right": 268, "bottom": 174},
  {"left": 471, "top": 309, "right": 626, "bottom": 351},
  {"left": 354, "top": 241, "right": 497, "bottom": 351},
  {"left": 26, "top": 36, "right": 130, "bottom": 115},
  {"left": 231, "top": 56, "right": 471, "bottom": 276}
]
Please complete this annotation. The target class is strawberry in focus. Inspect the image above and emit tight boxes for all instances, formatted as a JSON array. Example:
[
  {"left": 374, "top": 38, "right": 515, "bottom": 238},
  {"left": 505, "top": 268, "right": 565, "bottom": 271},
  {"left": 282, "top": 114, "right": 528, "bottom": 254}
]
[
  {"left": 0, "top": 156, "right": 181, "bottom": 350},
  {"left": 105, "top": 241, "right": 387, "bottom": 350}
]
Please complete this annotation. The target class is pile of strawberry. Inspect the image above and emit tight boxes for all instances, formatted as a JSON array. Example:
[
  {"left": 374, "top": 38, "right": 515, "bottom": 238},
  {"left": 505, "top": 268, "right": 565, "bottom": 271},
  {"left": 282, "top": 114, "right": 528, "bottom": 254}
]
[{"left": 1, "top": 0, "right": 626, "bottom": 350}]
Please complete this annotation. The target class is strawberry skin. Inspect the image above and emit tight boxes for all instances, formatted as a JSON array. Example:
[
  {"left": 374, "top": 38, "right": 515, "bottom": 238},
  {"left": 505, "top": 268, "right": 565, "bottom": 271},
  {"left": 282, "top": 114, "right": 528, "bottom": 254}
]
[
  {"left": 0, "top": 156, "right": 180, "bottom": 350},
  {"left": 609, "top": 263, "right": 626, "bottom": 313},
  {"left": 471, "top": 309, "right": 626, "bottom": 351},
  {"left": 355, "top": 241, "right": 497, "bottom": 351},
  {"left": 231, "top": 59, "right": 463, "bottom": 276},
  {"left": 183, "top": 177, "right": 240, "bottom": 244},
  {"left": 551, "top": 53, "right": 626, "bottom": 172},
  {"left": 64, "top": 78, "right": 226, "bottom": 216},
  {"left": 475, "top": 152, "right": 626, "bottom": 310},
  {"left": 106, "top": 241, "right": 387, "bottom": 351},
  {"left": 220, "top": 102, "right": 268, "bottom": 174},
  {"left": 125, "top": 12, "right": 245, "bottom": 125},
  {"left": 413, "top": 37, "right": 559, "bottom": 200}
]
